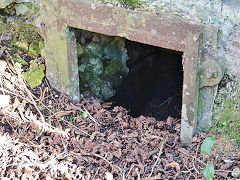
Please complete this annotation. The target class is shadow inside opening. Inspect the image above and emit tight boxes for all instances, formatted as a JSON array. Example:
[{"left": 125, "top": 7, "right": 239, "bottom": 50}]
[{"left": 108, "top": 40, "right": 184, "bottom": 121}]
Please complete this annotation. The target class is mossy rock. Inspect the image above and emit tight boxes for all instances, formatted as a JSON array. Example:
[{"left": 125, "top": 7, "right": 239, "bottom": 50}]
[
  {"left": 102, "top": 59, "right": 124, "bottom": 86},
  {"left": 0, "top": 1, "right": 39, "bottom": 16},
  {"left": 0, "top": 16, "right": 11, "bottom": 34},
  {"left": 0, "top": 0, "right": 14, "bottom": 9},
  {"left": 77, "top": 30, "right": 129, "bottom": 100},
  {"left": 11, "top": 20, "right": 43, "bottom": 57},
  {"left": 89, "top": 78, "right": 115, "bottom": 100},
  {"left": 11, "top": 54, "right": 28, "bottom": 66}
]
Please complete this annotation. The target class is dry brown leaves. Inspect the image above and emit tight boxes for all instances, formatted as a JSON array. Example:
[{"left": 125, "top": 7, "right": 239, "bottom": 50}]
[{"left": 0, "top": 59, "right": 239, "bottom": 179}]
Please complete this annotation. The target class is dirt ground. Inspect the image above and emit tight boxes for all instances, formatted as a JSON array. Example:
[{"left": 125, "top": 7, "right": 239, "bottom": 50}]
[{"left": 0, "top": 53, "right": 240, "bottom": 179}]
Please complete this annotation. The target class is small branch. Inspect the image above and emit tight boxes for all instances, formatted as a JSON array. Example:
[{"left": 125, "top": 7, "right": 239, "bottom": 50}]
[
  {"left": 83, "top": 107, "right": 104, "bottom": 125},
  {"left": 0, "top": 88, "right": 35, "bottom": 105},
  {"left": 149, "top": 140, "right": 166, "bottom": 177},
  {"left": 23, "top": 84, "right": 46, "bottom": 131},
  {"left": 126, "top": 164, "right": 136, "bottom": 179},
  {"left": 92, "top": 153, "right": 115, "bottom": 170},
  {"left": 61, "top": 119, "right": 91, "bottom": 136},
  {"left": 207, "top": 115, "right": 222, "bottom": 137},
  {"left": 178, "top": 149, "right": 206, "bottom": 165}
]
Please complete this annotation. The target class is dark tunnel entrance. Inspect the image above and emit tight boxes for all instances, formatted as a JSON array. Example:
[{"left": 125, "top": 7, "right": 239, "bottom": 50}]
[
  {"left": 75, "top": 28, "right": 184, "bottom": 121},
  {"left": 109, "top": 40, "right": 184, "bottom": 121}
]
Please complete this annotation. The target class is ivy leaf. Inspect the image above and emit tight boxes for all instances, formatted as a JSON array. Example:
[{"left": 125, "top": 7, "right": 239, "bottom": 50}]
[
  {"left": 81, "top": 111, "right": 88, "bottom": 118},
  {"left": 203, "top": 161, "right": 215, "bottom": 180},
  {"left": 201, "top": 137, "right": 215, "bottom": 156}
]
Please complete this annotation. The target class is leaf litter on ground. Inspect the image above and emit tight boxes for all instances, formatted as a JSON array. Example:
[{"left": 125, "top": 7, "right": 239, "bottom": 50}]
[{"left": 0, "top": 56, "right": 239, "bottom": 179}]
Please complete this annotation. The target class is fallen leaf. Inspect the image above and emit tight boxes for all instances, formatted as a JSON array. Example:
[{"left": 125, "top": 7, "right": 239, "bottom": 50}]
[
  {"left": 55, "top": 111, "right": 72, "bottom": 119},
  {"left": 165, "top": 161, "right": 180, "bottom": 171}
]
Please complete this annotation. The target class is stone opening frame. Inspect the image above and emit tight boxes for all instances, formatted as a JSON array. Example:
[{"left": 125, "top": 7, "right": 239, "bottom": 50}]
[{"left": 41, "top": 0, "right": 212, "bottom": 143}]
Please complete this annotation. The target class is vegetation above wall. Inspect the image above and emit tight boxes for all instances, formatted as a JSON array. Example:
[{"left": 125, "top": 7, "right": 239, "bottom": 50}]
[{"left": 98, "top": 0, "right": 144, "bottom": 7}]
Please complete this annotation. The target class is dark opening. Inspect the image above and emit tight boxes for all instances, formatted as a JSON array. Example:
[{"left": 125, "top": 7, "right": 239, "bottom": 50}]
[
  {"left": 109, "top": 40, "right": 183, "bottom": 121},
  {"left": 74, "top": 28, "right": 183, "bottom": 121}
]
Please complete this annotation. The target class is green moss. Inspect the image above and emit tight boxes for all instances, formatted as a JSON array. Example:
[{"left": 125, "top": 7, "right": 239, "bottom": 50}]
[
  {"left": 15, "top": 2, "right": 40, "bottom": 16},
  {"left": 0, "top": 16, "right": 11, "bottom": 34},
  {"left": 11, "top": 20, "right": 43, "bottom": 57},
  {"left": 102, "top": 60, "right": 123, "bottom": 86},
  {"left": 11, "top": 54, "right": 28, "bottom": 66},
  {"left": 121, "top": 0, "right": 143, "bottom": 6},
  {"left": 28, "top": 40, "right": 43, "bottom": 57},
  {"left": 214, "top": 101, "right": 240, "bottom": 144},
  {"left": 1, "top": 2, "right": 16, "bottom": 15},
  {"left": 99, "top": 0, "right": 143, "bottom": 6}
]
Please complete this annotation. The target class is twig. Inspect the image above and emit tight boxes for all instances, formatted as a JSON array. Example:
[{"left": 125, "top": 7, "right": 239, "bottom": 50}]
[
  {"left": 178, "top": 149, "right": 206, "bottom": 165},
  {"left": 5, "top": 49, "right": 15, "bottom": 67},
  {"left": 206, "top": 115, "right": 222, "bottom": 137},
  {"left": 40, "top": 87, "right": 48, "bottom": 103},
  {"left": 126, "top": 164, "right": 136, "bottom": 179},
  {"left": 2, "top": 51, "right": 46, "bottom": 130},
  {"left": 0, "top": 88, "right": 34, "bottom": 104},
  {"left": 92, "top": 153, "right": 115, "bottom": 170},
  {"left": 145, "top": 135, "right": 165, "bottom": 141},
  {"left": 215, "top": 170, "right": 232, "bottom": 173},
  {"left": 61, "top": 118, "right": 91, "bottom": 136},
  {"left": 23, "top": 84, "right": 46, "bottom": 130},
  {"left": 83, "top": 107, "right": 104, "bottom": 125},
  {"left": 192, "top": 143, "right": 200, "bottom": 174},
  {"left": 149, "top": 140, "right": 166, "bottom": 177}
]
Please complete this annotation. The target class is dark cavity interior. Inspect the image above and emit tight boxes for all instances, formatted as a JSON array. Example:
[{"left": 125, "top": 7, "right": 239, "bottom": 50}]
[{"left": 109, "top": 40, "right": 184, "bottom": 121}]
